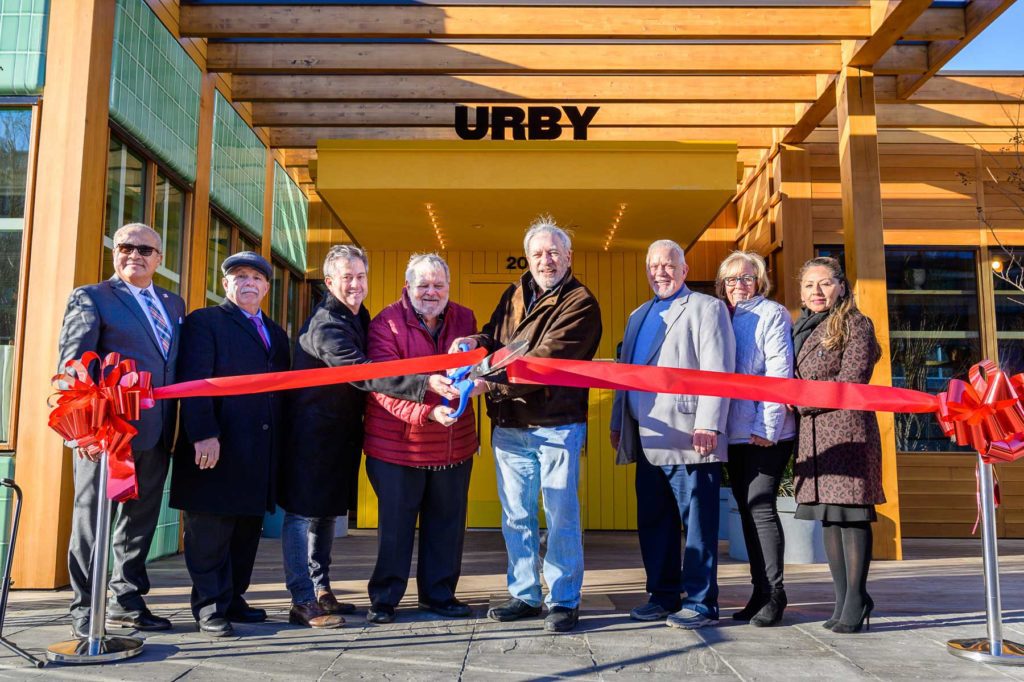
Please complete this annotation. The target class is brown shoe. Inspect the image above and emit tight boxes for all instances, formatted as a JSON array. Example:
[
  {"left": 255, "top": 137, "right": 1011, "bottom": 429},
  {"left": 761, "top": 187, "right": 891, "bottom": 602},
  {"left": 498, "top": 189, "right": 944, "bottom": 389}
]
[
  {"left": 317, "top": 589, "right": 356, "bottom": 615},
  {"left": 289, "top": 602, "right": 344, "bottom": 629}
]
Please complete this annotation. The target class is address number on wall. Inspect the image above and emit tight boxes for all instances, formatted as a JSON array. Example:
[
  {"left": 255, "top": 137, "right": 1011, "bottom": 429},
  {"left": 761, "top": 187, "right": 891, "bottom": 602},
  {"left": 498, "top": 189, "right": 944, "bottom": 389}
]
[{"left": 506, "top": 256, "right": 529, "bottom": 270}]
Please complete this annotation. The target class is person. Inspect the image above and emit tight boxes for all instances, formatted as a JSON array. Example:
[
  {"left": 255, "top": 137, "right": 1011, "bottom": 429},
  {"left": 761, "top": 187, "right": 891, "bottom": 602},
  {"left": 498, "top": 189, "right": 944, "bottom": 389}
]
[
  {"left": 453, "top": 217, "right": 602, "bottom": 633},
  {"left": 58, "top": 223, "right": 184, "bottom": 637},
  {"left": 279, "top": 245, "right": 458, "bottom": 628},
  {"left": 715, "top": 251, "right": 796, "bottom": 627},
  {"left": 793, "top": 256, "right": 884, "bottom": 634},
  {"left": 610, "top": 239, "right": 735, "bottom": 630},
  {"left": 171, "top": 251, "right": 290, "bottom": 637},
  {"left": 361, "top": 253, "right": 478, "bottom": 625}
]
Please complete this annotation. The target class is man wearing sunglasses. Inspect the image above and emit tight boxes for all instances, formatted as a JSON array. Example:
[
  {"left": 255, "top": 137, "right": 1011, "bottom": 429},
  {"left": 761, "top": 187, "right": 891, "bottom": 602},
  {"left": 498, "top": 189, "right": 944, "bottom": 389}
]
[{"left": 58, "top": 222, "right": 185, "bottom": 638}]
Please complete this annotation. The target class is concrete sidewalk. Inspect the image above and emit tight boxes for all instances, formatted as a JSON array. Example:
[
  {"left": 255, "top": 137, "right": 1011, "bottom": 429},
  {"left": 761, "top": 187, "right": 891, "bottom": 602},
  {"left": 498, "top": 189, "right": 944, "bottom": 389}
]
[{"left": 0, "top": 531, "right": 1022, "bottom": 680}]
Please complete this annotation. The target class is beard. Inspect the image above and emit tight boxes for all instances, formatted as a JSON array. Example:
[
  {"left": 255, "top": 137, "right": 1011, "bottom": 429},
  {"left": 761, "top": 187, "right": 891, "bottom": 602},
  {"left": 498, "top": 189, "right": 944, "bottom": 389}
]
[{"left": 411, "top": 296, "right": 448, "bottom": 318}]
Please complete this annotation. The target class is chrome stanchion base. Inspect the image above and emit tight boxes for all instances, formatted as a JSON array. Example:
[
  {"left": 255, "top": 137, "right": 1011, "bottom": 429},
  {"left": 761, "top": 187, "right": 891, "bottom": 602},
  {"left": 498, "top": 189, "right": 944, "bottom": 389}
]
[
  {"left": 948, "top": 638, "right": 1024, "bottom": 665},
  {"left": 46, "top": 635, "right": 144, "bottom": 664}
]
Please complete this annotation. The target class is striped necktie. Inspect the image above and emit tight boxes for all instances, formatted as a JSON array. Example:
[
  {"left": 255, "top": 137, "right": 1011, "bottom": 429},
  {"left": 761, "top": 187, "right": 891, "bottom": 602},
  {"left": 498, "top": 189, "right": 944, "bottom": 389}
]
[{"left": 139, "top": 289, "right": 172, "bottom": 358}]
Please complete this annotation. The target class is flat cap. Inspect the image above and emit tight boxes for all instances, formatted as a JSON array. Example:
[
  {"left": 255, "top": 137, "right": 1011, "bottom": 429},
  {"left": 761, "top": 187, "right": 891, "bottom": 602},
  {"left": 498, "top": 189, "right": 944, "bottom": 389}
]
[{"left": 222, "top": 251, "right": 272, "bottom": 280}]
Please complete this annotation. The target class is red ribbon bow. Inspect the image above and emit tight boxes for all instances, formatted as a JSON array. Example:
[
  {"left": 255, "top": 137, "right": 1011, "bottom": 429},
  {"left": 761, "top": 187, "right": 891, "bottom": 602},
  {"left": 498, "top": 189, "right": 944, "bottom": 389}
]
[
  {"left": 936, "top": 360, "right": 1024, "bottom": 464},
  {"left": 48, "top": 352, "right": 154, "bottom": 501}
]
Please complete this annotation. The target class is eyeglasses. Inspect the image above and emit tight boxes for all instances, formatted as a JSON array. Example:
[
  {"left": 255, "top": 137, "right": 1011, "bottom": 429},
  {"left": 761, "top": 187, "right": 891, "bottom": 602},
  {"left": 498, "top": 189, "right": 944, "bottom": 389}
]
[
  {"left": 116, "top": 243, "right": 160, "bottom": 257},
  {"left": 723, "top": 275, "right": 757, "bottom": 287}
]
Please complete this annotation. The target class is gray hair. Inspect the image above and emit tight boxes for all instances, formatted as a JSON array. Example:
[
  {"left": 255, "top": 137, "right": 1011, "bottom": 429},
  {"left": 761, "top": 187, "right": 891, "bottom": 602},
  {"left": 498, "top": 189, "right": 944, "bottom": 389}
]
[
  {"left": 646, "top": 239, "right": 686, "bottom": 266},
  {"left": 523, "top": 215, "right": 572, "bottom": 255},
  {"left": 715, "top": 250, "right": 770, "bottom": 299},
  {"left": 405, "top": 252, "right": 450, "bottom": 285},
  {"left": 323, "top": 244, "right": 368, "bottom": 278},
  {"left": 113, "top": 222, "right": 161, "bottom": 246}
]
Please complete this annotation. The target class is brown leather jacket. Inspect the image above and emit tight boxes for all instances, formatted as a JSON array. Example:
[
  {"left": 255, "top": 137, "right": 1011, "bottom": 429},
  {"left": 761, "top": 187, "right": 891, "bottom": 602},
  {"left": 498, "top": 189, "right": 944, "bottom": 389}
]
[{"left": 471, "top": 269, "right": 602, "bottom": 428}]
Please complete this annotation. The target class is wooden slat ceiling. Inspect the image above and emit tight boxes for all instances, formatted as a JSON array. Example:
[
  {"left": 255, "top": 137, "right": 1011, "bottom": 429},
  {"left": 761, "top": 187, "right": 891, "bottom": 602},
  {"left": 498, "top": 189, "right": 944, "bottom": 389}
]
[{"left": 180, "top": 1, "right": 1019, "bottom": 180}]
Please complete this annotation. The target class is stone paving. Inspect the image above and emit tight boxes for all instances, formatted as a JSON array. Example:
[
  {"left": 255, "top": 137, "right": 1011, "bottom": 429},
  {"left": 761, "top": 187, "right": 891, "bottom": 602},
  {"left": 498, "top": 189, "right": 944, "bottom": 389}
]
[{"left": 0, "top": 531, "right": 1023, "bottom": 680}]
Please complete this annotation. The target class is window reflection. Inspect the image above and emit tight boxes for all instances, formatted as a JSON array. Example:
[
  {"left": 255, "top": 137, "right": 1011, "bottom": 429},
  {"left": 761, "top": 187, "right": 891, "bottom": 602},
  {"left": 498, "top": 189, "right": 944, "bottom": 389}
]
[
  {"left": 153, "top": 173, "right": 185, "bottom": 293},
  {"left": 993, "top": 247, "right": 1024, "bottom": 377}
]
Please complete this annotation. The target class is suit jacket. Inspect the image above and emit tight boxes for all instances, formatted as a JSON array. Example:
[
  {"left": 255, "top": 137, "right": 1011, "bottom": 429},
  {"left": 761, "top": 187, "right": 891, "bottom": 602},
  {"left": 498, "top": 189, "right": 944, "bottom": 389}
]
[
  {"left": 171, "top": 300, "right": 290, "bottom": 516},
  {"left": 57, "top": 275, "right": 185, "bottom": 451},
  {"left": 611, "top": 286, "right": 736, "bottom": 466}
]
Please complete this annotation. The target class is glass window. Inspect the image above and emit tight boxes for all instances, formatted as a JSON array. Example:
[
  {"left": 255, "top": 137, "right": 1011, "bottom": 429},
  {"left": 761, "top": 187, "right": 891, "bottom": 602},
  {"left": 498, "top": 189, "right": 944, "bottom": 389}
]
[
  {"left": 152, "top": 172, "right": 185, "bottom": 294},
  {"left": 102, "top": 137, "right": 147, "bottom": 282},
  {"left": 887, "top": 249, "right": 981, "bottom": 452},
  {"left": 0, "top": 109, "right": 31, "bottom": 443},
  {"left": 993, "top": 247, "right": 1024, "bottom": 377},
  {"left": 269, "top": 261, "right": 285, "bottom": 325},
  {"left": 206, "top": 213, "right": 231, "bottom": 305},
  {"left": 287, "top": 271, "right": 302, "bottom": 341}
]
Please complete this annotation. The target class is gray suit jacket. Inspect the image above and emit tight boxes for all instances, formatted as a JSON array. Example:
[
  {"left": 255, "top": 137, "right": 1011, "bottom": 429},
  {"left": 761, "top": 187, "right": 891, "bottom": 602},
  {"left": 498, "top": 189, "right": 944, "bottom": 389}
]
[
  {"left": 611, "top": 286, "right": 736, "bottom": 466},
  {"left": 57, "top": 275, "right": 185, "bottom": 451}
]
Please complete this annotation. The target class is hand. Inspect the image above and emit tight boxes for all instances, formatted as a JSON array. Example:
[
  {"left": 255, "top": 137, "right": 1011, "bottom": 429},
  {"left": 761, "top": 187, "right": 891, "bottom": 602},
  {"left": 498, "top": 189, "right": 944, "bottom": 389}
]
[
  {"left": 469, "top": 379, "right": 489, "bottom": 398},
  {"left": 449, "top": 337, "right": 477, "bottom": 353},
  {"left": 75, "top": 447, "right": 101, "bottom": 463},
  {"left": 427, "top": 374, "right": 460, "bottom": 401},
  {"left": 193, "top": 437, "right": 221, "bottom": 470},
  {"left": 693, "top": 429, "right": 718, "bottom": 457},
  {"left": 750, "top": 435, "right": 775, "bottom": 447},
  {"left": 429, "top": 405, "right": 457, "bottom": 427},
  {"left": 610, "top": 430, "right": 621, "bottom": 450}
]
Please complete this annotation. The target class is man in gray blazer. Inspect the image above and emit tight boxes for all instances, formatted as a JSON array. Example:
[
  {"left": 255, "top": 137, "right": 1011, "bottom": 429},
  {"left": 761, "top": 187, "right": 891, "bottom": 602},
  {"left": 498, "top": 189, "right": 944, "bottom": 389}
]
[
  {"left": 58, "top": 223, "right": 185, "bottom": 637},
  {"left": 610, "top": 239, "right": 735, "bottom": 630}
]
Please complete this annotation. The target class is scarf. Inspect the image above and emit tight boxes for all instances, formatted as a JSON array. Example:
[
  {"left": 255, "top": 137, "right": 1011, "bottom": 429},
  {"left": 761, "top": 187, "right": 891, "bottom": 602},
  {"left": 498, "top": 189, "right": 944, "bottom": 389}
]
[{"left": 792, "top": 308, "right": 829, "bottom": 359}]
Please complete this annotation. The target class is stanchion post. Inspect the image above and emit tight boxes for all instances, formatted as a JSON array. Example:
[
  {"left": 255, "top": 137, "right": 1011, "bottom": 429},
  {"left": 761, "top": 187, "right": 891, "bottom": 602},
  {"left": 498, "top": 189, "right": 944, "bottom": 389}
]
[
  {"left": 46, "top": 451, "right": 144, "bottom": 665},
  {"left": 947, "top": 455, "right": 1024, "bottom": 665}
]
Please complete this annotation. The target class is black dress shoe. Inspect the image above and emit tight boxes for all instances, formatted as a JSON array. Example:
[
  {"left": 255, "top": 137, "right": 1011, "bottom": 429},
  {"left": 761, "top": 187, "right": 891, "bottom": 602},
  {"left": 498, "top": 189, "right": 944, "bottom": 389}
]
[
  {"left": 418, "top": 599, "right": 473, "bottom": 618},
  {"left": 226, "top": 604, "right": 268, "bottom": 623},
  {"left": 544, "top": 606, "right": 579, "bottom": 633},
  {"left": 71, "top": 617, "right": 90, "bottom": 638},
  {"left": 196, "top": 616, "right": 234, "bottom": 637},
  {"left": 106, "top": 608, "right": 172, "bottom": 631},
  {"left": 487, "top": 598, "right": 542, "bottom": 622},
  {"left": 366, "top": 604, "right": 396, "bottom": 624}
]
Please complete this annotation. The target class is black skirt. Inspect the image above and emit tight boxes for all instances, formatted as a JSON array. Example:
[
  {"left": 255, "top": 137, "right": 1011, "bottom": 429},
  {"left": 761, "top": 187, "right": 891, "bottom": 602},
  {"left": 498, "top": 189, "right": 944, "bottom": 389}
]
[{"left": 795, "top": 502, "right": 877, "bottom": 523}]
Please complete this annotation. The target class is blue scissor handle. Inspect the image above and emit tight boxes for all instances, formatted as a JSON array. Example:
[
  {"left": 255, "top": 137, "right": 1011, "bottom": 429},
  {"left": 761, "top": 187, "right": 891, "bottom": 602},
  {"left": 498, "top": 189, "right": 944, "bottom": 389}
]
[{"left": 443, "top": 343, "right": 474, "bottom": 416}]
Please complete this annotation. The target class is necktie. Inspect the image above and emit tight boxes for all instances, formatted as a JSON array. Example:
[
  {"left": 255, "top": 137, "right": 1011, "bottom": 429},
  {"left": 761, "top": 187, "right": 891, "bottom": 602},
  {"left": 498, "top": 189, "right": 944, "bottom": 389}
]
[
  {"left": 139, "top": 289, "right": 172, "bottom": 358},
  {"left": 249, "top": 315, "right": 270, "bottom": 349}
]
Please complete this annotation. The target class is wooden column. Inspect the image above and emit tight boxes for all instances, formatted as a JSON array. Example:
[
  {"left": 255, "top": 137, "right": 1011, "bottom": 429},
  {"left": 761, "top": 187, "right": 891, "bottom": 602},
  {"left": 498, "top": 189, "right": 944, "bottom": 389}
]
[
  {"left": 835, "top": 63, "right": 902, "bottom": 560},
  {"left": 184, "top": 73, "right": 218, "bottom": 312},
  {"left": 13, "top": 0, "right": 116, "bottom": 588},
  {"left": 776, "top": 145, "right": 814, "bottom": 315}
]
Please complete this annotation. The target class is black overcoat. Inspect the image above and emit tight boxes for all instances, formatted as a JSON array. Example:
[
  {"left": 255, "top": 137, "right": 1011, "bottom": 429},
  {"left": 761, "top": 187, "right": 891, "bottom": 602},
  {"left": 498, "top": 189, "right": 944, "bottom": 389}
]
[
  {"left": 171, "top": 300, "right": 290, "bottom": 516},
  {"left": 278, "top": 294, "right": 425, "bottom": 518}
]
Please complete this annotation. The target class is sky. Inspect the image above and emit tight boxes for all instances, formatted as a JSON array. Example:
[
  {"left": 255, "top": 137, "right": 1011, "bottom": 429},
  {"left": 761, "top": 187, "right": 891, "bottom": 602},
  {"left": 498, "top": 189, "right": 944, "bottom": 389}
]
[{"left": 942, "top": 2, "right": 1024, "bottom": 71}]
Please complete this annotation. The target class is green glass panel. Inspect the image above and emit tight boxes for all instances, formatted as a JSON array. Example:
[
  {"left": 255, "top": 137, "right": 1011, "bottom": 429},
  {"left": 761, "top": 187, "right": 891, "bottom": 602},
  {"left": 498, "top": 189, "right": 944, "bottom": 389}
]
[
  {"left": 0, "top": 0, "right": 47, "bottom": 95},
  {"left": 0, "top": 456, "right": 13, "bottom": 571},
  {"left": 206, "top": 213, "right": 230, "bottom": 306},
  {"left": 271, "top": 163, "right": 308, "bottom": 273},
  {"left": 210, "top": 92, "right": 264, "bottom": 237},
  {"left": 108, "top": 0, "right": 200, "bottom": 182},
  {"left": 152, "top": 172, "right": 185, "bottom": 294}
]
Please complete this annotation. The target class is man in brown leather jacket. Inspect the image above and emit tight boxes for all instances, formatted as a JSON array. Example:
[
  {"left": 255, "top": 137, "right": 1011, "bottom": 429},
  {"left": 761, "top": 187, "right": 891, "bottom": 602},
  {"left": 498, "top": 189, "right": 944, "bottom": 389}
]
[{"left": 453, "top": 216, "right": 601, "bottom": 633}]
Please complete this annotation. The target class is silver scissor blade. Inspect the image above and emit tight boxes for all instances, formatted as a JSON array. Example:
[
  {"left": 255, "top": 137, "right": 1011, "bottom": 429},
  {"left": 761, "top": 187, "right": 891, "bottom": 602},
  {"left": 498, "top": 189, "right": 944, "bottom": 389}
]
[{"left": 469, "top": 339, "right": 529, "bottom": 379}]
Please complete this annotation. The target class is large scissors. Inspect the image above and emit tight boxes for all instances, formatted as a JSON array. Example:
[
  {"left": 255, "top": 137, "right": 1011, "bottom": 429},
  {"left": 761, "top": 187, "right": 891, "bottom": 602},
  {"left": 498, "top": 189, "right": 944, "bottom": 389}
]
[{"left": 445, "top": 339, "right": 529, "bottom": 419}]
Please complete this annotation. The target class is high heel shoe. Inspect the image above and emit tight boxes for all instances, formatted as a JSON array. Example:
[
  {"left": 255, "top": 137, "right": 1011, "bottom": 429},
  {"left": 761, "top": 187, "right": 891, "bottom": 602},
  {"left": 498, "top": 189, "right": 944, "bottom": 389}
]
[
  {"left": 732, "top": 590, "right": 770, "bottom": 622},
  {"left": 831, "top": 595, "right": 874, "bottom": 634},
  {"left": 750, "top": 588, "right": 787, "bottom": 627}
]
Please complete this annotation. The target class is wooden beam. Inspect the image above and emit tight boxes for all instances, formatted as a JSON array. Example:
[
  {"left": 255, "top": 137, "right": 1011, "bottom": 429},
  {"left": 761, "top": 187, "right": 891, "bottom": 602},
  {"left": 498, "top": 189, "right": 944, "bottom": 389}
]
[
  {"left": 13, "top": 0, "right": 116, "bottom": 589},
  {"left": 822, "top": 102, "right": 1024, "bottom": 128},
  {"left": 185, "top": 74, "right": 217, "bottom": 312},
  {"left": 902, "top": 7, "right": 966, "bottom": 41},
  {"left": 877, "top": 75, "right": 1024, "bottom": 103},
  {"left": 207, "top": 42, "right": 841, "bottom": 75},
  {"left": 873, "top": 45, "right": 928, "bottom": 75},
  {"left": 776, "top": 145, "right": 814, "bottom": 316},
  {"left": 270, "top": 125, "right": 776, "bottom": 148},
  {"left": 252, "top": 102, "right": 799, "bottom": 128},
  {"left": 897, "top": 1, "right": 1017, "bottom": 98},
  {"left": 182, "top": 4, "right": 871, "bottom": 40},
  {"left": 783, "top": 74, "right": 837, "bottom": 145},
  {"left": 848, "top": 0, "right": 933, "bottom": 67},
  {"left": 231, "top": 74, "right": 821, "bottom": 103},
  {"left": 283, "top": 148, "right": 316, "bottom": 169},
  {"left": 834, "top": 65, "right": 902, "bottom": 561}
]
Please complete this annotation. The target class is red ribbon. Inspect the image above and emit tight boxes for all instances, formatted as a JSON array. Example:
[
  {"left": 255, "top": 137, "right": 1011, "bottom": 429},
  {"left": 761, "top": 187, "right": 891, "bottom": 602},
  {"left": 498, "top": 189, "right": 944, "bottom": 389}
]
[{"left": 935, "top": 360, "right": 1024, "bottom": 464}]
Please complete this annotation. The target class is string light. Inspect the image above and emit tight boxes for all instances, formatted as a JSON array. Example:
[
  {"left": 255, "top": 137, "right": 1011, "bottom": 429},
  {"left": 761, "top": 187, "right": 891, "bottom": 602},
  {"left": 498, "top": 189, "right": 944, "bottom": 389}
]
[
  {"left": 425, "top": 202, "right": 446, "bottom": 250},
  {"left": 604, "top": 203, "right": 628, "bottom": 251}
]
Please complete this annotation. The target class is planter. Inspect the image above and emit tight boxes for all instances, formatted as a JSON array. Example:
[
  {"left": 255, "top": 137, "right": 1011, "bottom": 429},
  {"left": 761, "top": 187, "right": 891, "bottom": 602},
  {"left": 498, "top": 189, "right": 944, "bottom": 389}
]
[
  {"left": 778, "top": 497, "right": 826, "bottom": 564},
  {"left": 728, "top": 495, "right": 748, "bottom": 561},
  {"left": 718, "top": 488, "right": 732, "bottom": 541}
]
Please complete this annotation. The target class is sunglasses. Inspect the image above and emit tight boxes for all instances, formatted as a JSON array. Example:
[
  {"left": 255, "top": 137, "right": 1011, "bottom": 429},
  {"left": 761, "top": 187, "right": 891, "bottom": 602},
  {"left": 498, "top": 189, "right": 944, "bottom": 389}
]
[{"left": 116, "top": 243, "right": 160, "bottom": 257}]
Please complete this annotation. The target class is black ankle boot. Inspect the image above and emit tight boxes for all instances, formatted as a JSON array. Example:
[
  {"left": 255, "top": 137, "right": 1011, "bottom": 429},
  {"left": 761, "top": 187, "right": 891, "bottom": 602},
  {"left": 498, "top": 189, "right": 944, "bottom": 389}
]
[
  {"left": 751, "top": 588, "right": 787, "bottom": 627},
  {"left": 732, "top": 590, "right": 770, "bottom": 621}
]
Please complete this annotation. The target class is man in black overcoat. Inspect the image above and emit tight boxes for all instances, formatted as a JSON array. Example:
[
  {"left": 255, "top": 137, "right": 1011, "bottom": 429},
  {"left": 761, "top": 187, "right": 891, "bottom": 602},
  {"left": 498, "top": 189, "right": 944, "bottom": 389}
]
[
  {"left": 279, "top": 244, "right": 457, "bottom": 628},
  {"left": 171, "top": 251, "right": 289, "bottom": 637}
]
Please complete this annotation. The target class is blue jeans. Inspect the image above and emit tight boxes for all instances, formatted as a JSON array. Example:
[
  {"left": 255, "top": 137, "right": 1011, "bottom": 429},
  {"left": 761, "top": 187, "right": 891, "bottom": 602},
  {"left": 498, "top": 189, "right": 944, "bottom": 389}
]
[
  {"left": 281, "top": 513, "right": 336, "bottom": 605},
  {"left": 635, "top": 454, "right": 721, "bottom": 618},
  {"left": 492, "top": 423, "right": 585, "bottom": 609}
]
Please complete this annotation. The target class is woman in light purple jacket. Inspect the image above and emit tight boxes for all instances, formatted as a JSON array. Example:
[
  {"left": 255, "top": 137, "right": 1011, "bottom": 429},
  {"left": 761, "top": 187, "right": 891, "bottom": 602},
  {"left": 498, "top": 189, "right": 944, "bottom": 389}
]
[{"left": 716, "top": 251, "right": 797, "bottom": 627}]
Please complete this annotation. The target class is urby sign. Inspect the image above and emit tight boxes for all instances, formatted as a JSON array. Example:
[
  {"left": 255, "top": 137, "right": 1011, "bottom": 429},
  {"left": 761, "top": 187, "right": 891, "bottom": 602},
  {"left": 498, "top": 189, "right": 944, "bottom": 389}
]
[{"left": 455, "top": 105, "right": 600, "bottom": 141}]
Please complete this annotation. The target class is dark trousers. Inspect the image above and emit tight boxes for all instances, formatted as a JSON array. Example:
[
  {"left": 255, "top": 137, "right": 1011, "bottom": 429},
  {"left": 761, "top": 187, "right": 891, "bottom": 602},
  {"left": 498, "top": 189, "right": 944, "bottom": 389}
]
[
  {"left": 365, "top": 456, "right": 473, "bottom": 608},
  {"left": 636, "top": 451, "right": 721, "bottom": 618},
  {"left": 726, "top": 441, "right": 794, "bottom": 593},
  {"left": 183, "top": 511, "right": 263, "bottom": 621},
  {"left": 69, "top": 445, "right": 170, "bottom": 619}
]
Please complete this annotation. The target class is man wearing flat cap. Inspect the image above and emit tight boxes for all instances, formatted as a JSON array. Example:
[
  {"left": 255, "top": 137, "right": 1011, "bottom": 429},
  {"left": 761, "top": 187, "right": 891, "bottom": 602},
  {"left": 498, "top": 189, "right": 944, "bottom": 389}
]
[{"left": 171, "top": 251, "right": 290, "bottom": 637}]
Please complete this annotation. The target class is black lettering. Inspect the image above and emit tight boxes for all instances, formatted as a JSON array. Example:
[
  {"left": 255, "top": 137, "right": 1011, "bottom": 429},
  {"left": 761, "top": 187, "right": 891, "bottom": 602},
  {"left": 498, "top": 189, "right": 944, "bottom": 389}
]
[
  {"left": 506, "top": 256, "right": 518, "bottom": 270},
  {"left": 528, "top": 106, "right": 562, "bottom": 140},
  {"left": 455, "top": 105, "right": 489, "bottom": 140},
  {"left": 563, "top": 106, "right": 600, "bottom": 140},
  {"left": 491, "top": 106, "right": 527, "bottom": 140},
  {"left": 517, "top": 256, "right": 528, "bottom": 269}
]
